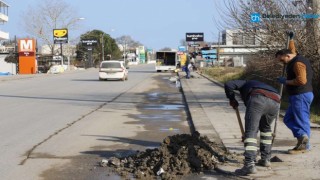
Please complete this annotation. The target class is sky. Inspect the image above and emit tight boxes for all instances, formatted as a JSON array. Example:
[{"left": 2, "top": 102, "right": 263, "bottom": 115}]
[{"left": 3, "top": 0, "right": 225, "bottom": 50}]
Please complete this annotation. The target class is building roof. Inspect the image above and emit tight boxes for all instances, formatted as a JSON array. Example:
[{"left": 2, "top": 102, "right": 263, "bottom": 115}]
[{"left": 0, "top": 1, "right": 9, "bottom": 7}]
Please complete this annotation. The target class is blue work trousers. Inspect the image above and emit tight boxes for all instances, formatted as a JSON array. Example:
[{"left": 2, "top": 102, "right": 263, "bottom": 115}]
[
  {"left": 284, "top": 92, "right": 314, "bottom": 143},
  {"left": 183, "top": 65, "right": 190, "bottom": 79}
]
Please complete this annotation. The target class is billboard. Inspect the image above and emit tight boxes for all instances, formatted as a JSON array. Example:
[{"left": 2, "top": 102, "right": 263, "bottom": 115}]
[
  {"left": 186, "top": 33, "right": 204, "bottom": 42},
  {"left": 139, "top": 46, "right": 146, "bottom": 63},
  {"left": 18, "top": 39, "right": 37, "bottom": 74},
  {"left": 81, "top": 39, "right": 98, "bottom": 46},
  {"left": 53, "top": 29, "right": 68, "bottom": 44}
]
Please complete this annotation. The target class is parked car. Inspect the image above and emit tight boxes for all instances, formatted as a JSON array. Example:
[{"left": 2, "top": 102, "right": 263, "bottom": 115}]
[{"left": 99, "top": 60, "right": 128, "bottom": 81}]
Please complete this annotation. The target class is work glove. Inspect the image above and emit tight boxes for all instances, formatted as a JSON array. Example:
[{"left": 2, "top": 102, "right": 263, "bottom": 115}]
[
  {"left": 288, "top": 31, "right": 294, "bottom": 40},
  {"left": 229, "top": 99, "right": 239, "bottom": 109},
  {"left": 277, "top": 77, "right": 287, "bottom": 84}
]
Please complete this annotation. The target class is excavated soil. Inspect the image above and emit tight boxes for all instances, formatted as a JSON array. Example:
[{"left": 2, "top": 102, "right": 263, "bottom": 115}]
[{"left": 105, "top": 132, "right": 238, "bottom": 179}]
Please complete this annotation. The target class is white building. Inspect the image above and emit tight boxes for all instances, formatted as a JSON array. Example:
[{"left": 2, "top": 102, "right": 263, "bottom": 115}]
[
  {"left": 212, "top": 29, "right": 267, "bottom": 66},
  {"left": 0, "top": 1, "right": 9, "bottom": 40},
  {"left": 0, "top": 1, "right": 13, "bottom": 74}
]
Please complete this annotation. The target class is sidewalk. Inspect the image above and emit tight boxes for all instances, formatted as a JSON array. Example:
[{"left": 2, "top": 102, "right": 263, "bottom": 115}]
[{"left": 179, "top": 71, "right": 320, "bottom": 179}]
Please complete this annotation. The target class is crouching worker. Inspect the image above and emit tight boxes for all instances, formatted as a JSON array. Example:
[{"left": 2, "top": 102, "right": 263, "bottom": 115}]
[{"left": 224, "top": 80, "right": 280, "bottom": 175}]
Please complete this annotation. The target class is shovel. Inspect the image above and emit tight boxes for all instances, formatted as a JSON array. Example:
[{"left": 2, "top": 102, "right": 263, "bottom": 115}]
[
  {"left": 272, "top": 31, "right": 293, "bottom": 144},
  {"left": 235, "top": 107, "right": 245, "bottom": 142}
]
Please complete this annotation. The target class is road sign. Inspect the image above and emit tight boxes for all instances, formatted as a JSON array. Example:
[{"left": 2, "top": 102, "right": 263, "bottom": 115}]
[
  {"left": 53, "top": 29, "right": 68, "bottom": 44},
  {"left": 190, "top": 44, "right": 200, "bottom": 47},
  {"left": 186, "top": 33, "right": 204, "bottom": 42}
]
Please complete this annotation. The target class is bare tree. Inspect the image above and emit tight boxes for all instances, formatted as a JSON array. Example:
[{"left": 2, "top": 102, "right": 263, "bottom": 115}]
[
  {"left": 159, "top": 47, "right": 172, "bottom": 51},
  {"left": 21, "top": 0, "right": 82, "bottom": 55},
  {"left": 179, "top": 39, "right": 188, "bottom": 46},
  {"left": 115, "top": 35, "right": 143, "bottom": 50}
]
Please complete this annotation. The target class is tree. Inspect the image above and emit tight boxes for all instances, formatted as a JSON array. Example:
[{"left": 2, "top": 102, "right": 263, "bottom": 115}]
[
  {"left": 115, "top": 35, "right": 143, "bottom": 50},
  {"left": 179, "top": 39, "right": 188, "bottom": 46},
  {"left": 77, "top": 30, "right": 122, "bottom": 66},
  {"left": 4, "top": 53, "right": 18, "bottom": 64},
  {"left": 21, "top": 0, "right": 82, "bottom": 55}
]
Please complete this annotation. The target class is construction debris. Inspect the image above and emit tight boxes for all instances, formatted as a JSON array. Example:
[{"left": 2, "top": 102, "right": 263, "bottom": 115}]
[
  {"left": 100, "top": 159, "right": 108, "bottom": 167},
  {"left": 106, "top": 132, "right": 239, "bottom": 179}
]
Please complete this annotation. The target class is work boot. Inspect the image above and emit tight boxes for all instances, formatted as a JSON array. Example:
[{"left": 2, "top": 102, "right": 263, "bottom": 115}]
[
  {"left": 288, "top": 135, "right": 309, "bottom": 154},
  {"left": 235, "top": 165, "right": 257, "bottom": 176},
  {"left": 257, "top": 159, "right": 271, "bottom": 167}
]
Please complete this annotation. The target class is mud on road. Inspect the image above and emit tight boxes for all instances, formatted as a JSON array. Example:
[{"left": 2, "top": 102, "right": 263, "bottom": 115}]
[
  {"left": 107, "top": 132, "right": 238, "bottom": 180},
  {"left": 40, "top": 73, "right": 193, "bottom": 180}
]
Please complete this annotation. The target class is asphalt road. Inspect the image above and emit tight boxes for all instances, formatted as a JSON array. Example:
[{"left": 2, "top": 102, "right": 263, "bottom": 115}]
[{"left": 0, "top": 64, "right": 193, "bottom": 180}]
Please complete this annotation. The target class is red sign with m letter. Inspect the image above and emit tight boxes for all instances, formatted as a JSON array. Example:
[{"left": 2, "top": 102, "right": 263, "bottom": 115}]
[{"left": 18, "top": 39, "right": 37, "bottom": 74}]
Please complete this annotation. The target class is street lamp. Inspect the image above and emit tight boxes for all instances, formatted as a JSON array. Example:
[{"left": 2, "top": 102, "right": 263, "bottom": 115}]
[{"left": 65, "top": 17, "right": 85, "bottom": 29}]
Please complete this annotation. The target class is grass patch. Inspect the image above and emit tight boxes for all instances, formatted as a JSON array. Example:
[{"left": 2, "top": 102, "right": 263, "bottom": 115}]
[
  {"left": 201, "top": 67, "right": 244, "bottom": 83},
  {"left": 310, "top": 105, "right": 320, "bottom": 124},
  {"left": 202, "top": 67, "right": 320, "bottom": 125}
]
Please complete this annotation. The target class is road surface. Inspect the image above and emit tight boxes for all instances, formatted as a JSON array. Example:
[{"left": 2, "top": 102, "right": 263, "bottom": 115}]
[{"left": 0, "top": 64, "right": 192, "bottom": 180}]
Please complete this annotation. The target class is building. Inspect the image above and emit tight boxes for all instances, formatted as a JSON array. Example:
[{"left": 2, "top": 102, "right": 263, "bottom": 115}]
[
  {"left": 211, "top": 29, "right": 267, "bottom": 67},
  {"left": 0, "top": 1, "right": 13, "bottom": 74},
  {"left": 38, "top": 44, "right": 77, "bottom": 71},
  {"left": 0, "top": 1, "right": 9, "bottom": 40}
]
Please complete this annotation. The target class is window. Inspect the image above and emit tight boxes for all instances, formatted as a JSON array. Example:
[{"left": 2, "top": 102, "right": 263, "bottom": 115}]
[
  {"left": 101, "top": 62, "right": 121, "bottom": 68},
  {"left": 244, "top": 35, "right": 255, "bottom": 45},
  {"left": 232, "top": 33, "right": 243, "bottom": 45}
]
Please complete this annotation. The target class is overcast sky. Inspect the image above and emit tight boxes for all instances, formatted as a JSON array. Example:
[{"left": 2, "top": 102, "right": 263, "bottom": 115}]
[{"left": 3, "top": 0, "right": 225, "bottom": 50}]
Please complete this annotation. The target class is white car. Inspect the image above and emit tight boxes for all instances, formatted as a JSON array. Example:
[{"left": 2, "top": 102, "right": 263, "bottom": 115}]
[{"left": 99, "top": 60, "right": 128, "bottom": 81}]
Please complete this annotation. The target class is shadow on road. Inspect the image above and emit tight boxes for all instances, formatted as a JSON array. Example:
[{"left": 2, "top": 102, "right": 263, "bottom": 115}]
[
  {"left": 82, "top": 135, "right": 160, "bottom": 148},
  {"left": 71, "top": 79, "right": 100, "bottom": 82}
]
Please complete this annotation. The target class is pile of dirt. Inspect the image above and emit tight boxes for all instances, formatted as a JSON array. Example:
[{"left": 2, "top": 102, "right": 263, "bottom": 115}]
[{"left": 105, "top": 132, "right": 238, "bottom": 179}]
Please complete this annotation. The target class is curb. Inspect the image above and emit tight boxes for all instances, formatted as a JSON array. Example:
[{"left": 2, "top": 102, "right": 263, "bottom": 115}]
[
  {"left": 176, "top": 73, "right": 196, "bottom": 134},
  {"left": 177, "top": 72, "right": 225, "bottom": 147}
]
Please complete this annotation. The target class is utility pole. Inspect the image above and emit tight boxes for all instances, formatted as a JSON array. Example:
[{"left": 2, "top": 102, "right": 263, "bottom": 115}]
[
  {"left": 124, "top": 38, "right": 127, "bottom": 62},
  {"left": 218, "top": 31, "right": 221, "bottom": 67},
  {"left": 101, "top": 33, "right": 105, "bottom": 61},
  {"left": 60, "top": 43, "right": 63, "bottom": 65}
]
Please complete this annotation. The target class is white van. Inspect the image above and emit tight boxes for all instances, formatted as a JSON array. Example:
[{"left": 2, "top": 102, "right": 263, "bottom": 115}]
[{"left": 99, "top": 61, "right": 128, "bottom": 81}]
